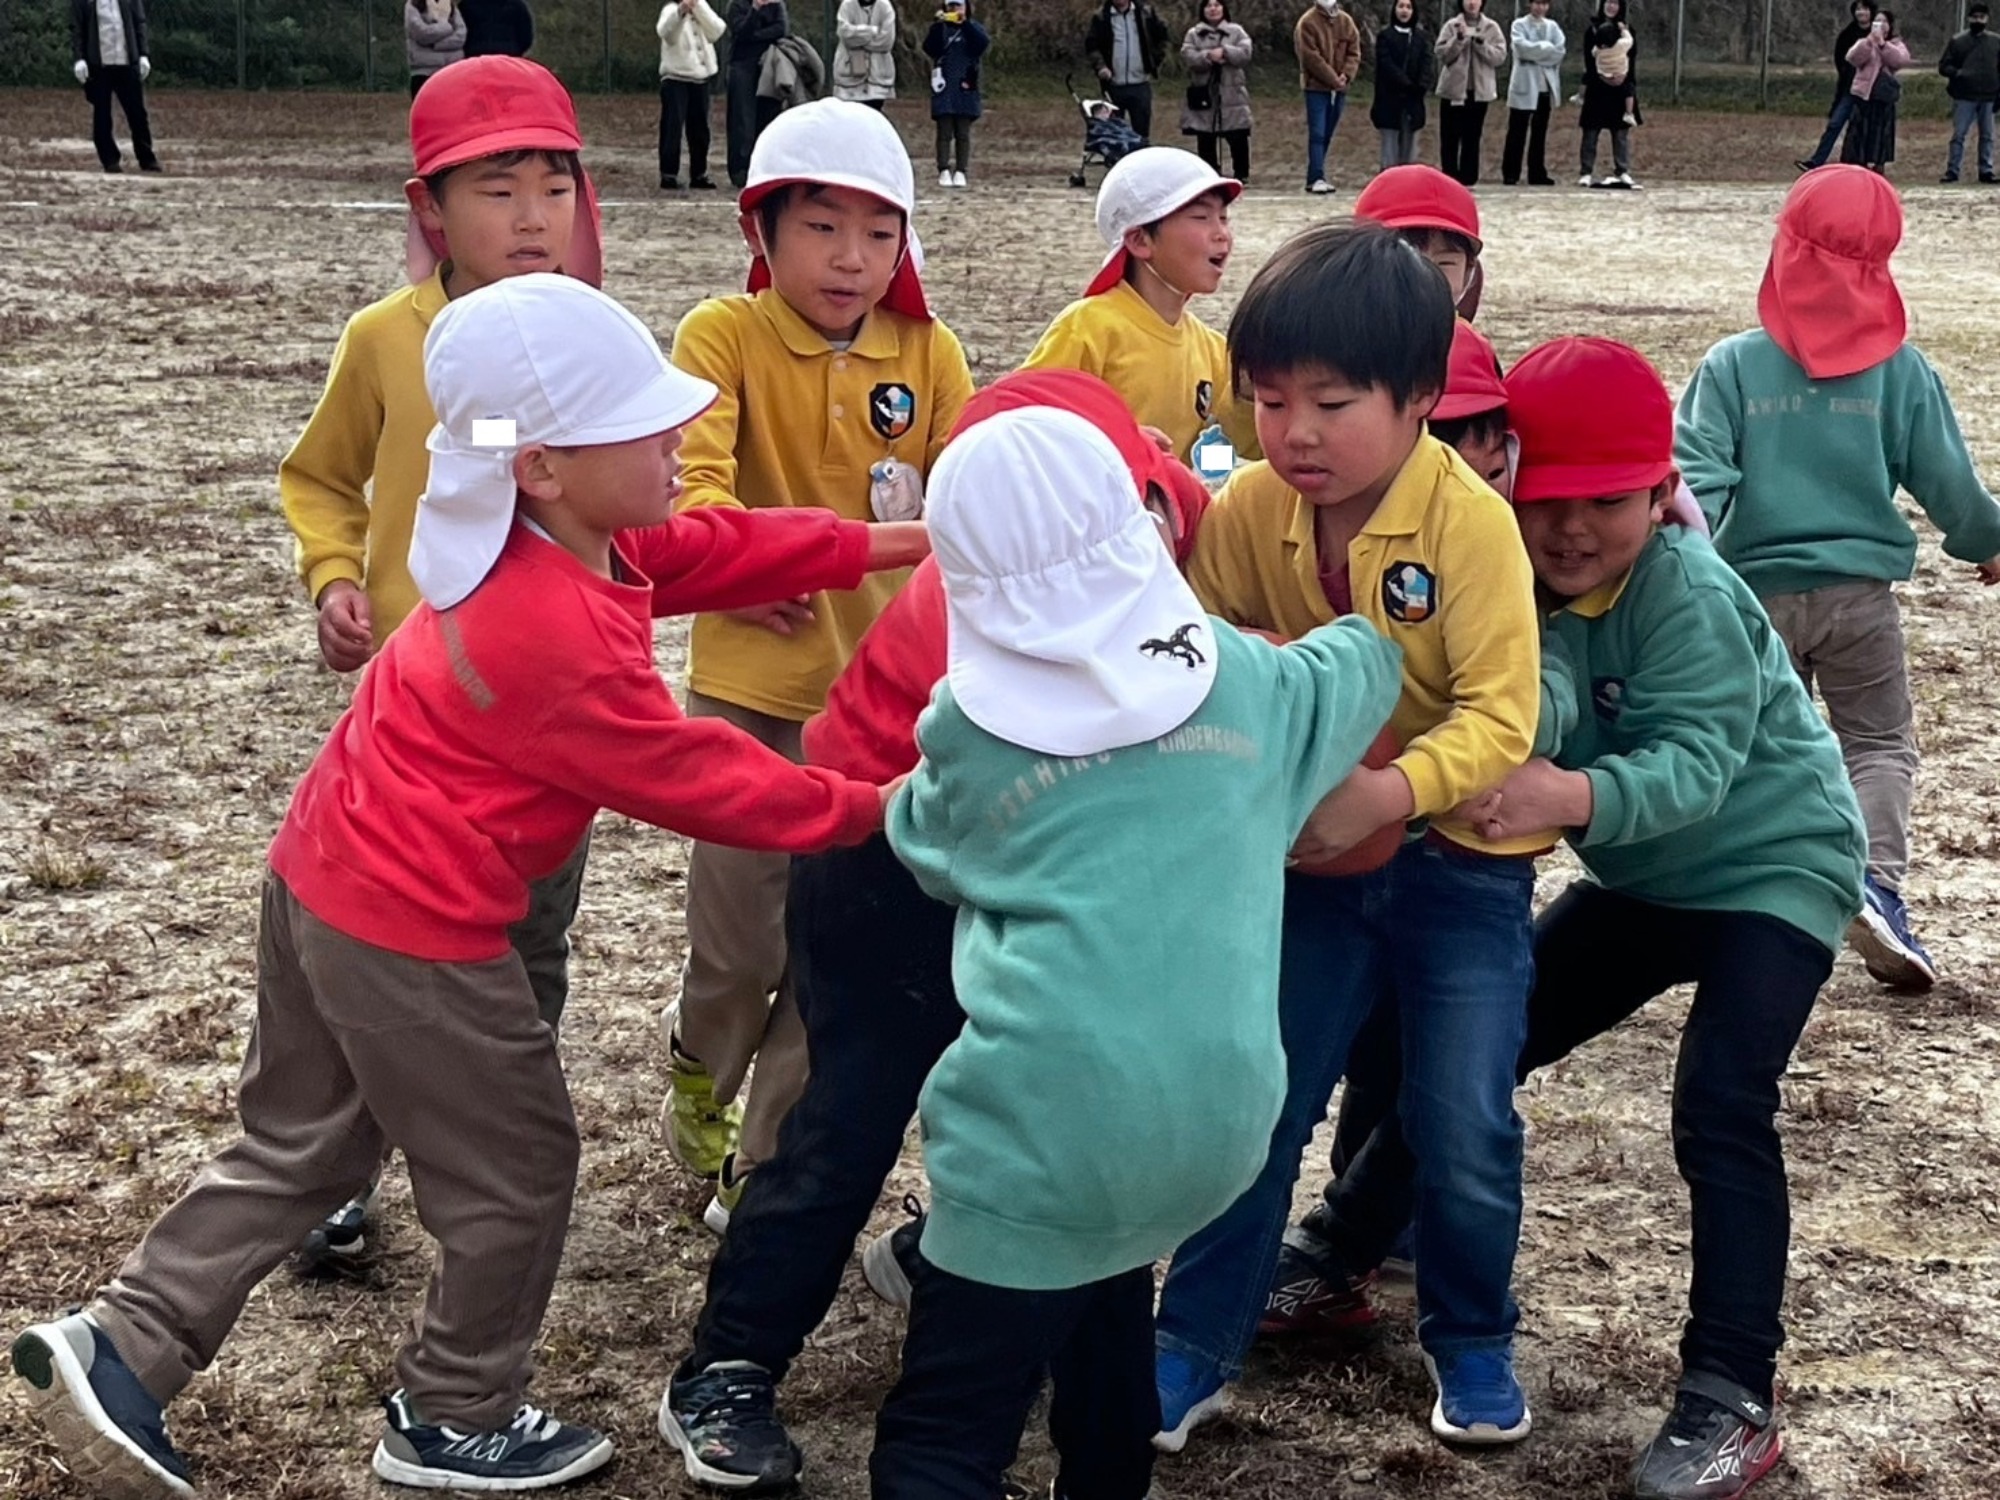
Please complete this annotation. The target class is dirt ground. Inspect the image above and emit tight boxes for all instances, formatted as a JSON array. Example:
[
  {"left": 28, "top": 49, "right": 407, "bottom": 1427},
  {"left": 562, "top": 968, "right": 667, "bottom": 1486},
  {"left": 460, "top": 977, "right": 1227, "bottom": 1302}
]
[{"left": 3, "top": 84, "right": 1999, "bottom": 1500}]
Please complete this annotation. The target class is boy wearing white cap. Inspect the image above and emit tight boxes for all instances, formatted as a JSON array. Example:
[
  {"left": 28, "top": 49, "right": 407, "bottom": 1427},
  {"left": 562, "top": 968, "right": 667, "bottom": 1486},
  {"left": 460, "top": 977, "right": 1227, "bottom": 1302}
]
[
  {"left": 662, "top": 99, "right": 974, "bottom": 1217},
  {"left": 1022, "top": 146, "right": 1257, "bottom": 470},
  {"left": 867, "top": 405, "right": 1403, "bottom": 1500},
  {"left": 9, "top": 275, "right": 926, "bottom": 1499}
]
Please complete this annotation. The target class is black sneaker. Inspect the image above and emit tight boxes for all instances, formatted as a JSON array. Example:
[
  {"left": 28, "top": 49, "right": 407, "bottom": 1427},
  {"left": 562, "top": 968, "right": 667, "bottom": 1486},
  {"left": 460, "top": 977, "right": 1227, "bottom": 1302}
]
[
  {"left": 1942, "top": 172, "right": 1962, "bottom": 182},
  {"left": 372, "top": 1388, "right": 613, "bottom": 1489},
  {"left": 12, "top": 1311, "right": 194, "bottom": 1498},
  {"left": 860, "top": 1194, "right": 926, "bottom": 1310},
  {"left": 690, "top": 176, "right": 719, "bottom": 189},
  {"left": 1630, "top": 1372, "right": 1782, "bottom": 1499},
  {"left": 139, "top": 160, "right": 162, "bottom": 173},
  {"left": 1982, "top": 172, "right": 2000, "bottom": 184},
  {"left": 659, "top": 1361, "right": 802, "bottom": 1491},
  {"left": 661, "top": 175, "right": 682, "bottom": 190},
  {"left": 1258, "top": 1220, "right": 1377, "bottom": 1336},
  {"left": 300, "top": 1178, "right": 377, "bottom": 1269}
]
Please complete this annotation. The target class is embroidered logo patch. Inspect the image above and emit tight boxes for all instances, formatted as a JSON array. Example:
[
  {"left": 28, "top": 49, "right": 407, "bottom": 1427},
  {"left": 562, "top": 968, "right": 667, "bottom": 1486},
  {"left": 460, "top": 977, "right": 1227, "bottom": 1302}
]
[
  {"left": 1592, "top": 677, "right": 1626, "bottom": 720},
  {"left": 1139, "top": 622, "right": 1206, "bottom": 668},
  {"left": 870, "top": 382, "right": 917, "bottom": 440},
  {"left": 1381, "top": 562, "right": 1437, "bottom": 624},
  {"left": 1194, "top": 379, "right": 1214, "bottom": 421}
]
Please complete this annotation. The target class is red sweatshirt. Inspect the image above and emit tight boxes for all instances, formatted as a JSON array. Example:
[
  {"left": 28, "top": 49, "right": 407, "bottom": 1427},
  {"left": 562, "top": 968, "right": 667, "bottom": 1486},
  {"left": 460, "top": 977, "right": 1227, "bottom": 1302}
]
[{"left": 271, "top": 509, "right": 884, "bottom": 961}]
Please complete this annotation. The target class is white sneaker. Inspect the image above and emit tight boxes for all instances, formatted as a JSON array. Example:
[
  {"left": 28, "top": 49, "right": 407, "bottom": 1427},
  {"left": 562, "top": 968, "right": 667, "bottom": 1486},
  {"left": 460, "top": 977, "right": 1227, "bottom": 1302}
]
[
  {"left": 1578, "top": 173, "right": 1595, "bottom": 187},
  {"left": 1615, "top": 172, "right": 1641, "bottom": 189},
  {"left": 1308, "top": 178, "right": 1333, "bottom": 194},
  {"left": 951, "top": 170, "right": 967, "bottom": 188},
  {"left": 939, "top": 169, "right": 952, "bottom": 187}
]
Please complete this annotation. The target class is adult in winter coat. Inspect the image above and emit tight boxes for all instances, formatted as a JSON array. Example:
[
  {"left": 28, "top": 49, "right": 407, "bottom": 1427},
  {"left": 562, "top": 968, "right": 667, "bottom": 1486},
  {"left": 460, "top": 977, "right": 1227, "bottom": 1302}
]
[
  {"left": 1087, "top": 0, "right": 1174, "bottom": 143},
  {"left": 926, "top": 0, "right": 990, "bottom": 185},
  {"left": 1181, "top": 0, "right": 1254, "bottom": 181},
  {"left": 1433, "top": 0, "right": 1507, "bottom": 187},
  {"left": 405, "top": 1, "right": 466, "bottom": 97},
  {"left": 1579, "top": 0, "right": 1641, "bottom": 186},
  {"left": 658, "top": 0, "right": 727, "bottom": 188},
  {"left": 1296, "top": 0, "right": 1362, "bottom": 190},
  {"left": 725, "top": 0, "right": 789, "bottom": 184},
  {"left": 1841, "top": 8, "right": 1909, "bottom": 172},
  {"left": 1937, "top": 1, "right": 1999, "bottom": 182},
  {"left": 834, "top": 0, "right": 897, "bottom": 106},
  {"left": 69, "top": 0, "right": 156, "bottom": 172},
  {"left": 460, "top": 0, "right": 533, "bottom": 56},
  {"left": 1370, "top": 0, "right": 1433, "bottom": 168},
  {"left": 1502, "top": 0, "right": 1563, "bottom": 184},
  {"left": 1799, "top": 1, "right": 1876, "bottom": 169}
]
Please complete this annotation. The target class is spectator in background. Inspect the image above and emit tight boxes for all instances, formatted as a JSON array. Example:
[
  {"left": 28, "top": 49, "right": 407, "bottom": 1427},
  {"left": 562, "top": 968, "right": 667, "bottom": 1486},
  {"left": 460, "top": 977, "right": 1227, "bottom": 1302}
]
[
  {"left": 1181, "top": 0, "right": 1253, "bottom": 182},
  {"left": 1087, "top": 0, "right": 1172, "bottom": 144},
  {"left": 1579, "top": 0, "right": 1640, "bottom": 187},
  {"left": 658, "top": 0, "right": 726, "bottom": 189},
  {"left": 1938, "top": 0, "right": 1999, "bottom": 182},
  {"left": 1370, "top": 0, "right": 1433, "bottom": 170},
  {"left": 69, "top": 0, "right": 157, "bottom": 174},
  {"left": 1842, "top": 7, "right": 1908, "bottom": 173},
  {"left": 460, "top": 0, "right": 533, "bottom": 56},
  {"left": 1433, "top": 0, "right": 1507, "bottom": 187},
  {"left": 1295, "top": 0, "right": 1361, "bottom": 192},
  {"left": 926, "top": 0, "right": 989, "bottom": 186},
  {"left": 405, "top": 0, "right": 466, "bottom": 97},
  {"left": 834, "top": 0, "right": 898, "bottom": 108},
  {"left": 726, "top": 0, "right": 790, "bottom": 185},
  {"left": 1502, "top": 0, "right": 1563, "bottom": 185},
  {"left": 1798, "top": 0, "right": 1876, "bottom": 171}
]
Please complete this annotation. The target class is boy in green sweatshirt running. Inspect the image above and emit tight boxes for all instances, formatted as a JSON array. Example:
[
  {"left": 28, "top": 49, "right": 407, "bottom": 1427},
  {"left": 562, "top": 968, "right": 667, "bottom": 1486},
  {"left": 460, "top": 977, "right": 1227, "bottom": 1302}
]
[{"left": 1675, "top": 165, "right": 2000, "bottom": 991}]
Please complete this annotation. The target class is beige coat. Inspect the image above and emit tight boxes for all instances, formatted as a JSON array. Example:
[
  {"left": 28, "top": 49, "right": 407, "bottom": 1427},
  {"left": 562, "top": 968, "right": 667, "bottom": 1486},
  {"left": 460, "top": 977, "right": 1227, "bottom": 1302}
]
[
  {"left": 657, "top": 0, "right": 726, "bottom": 82},
  {"left": 1295, "top": 2, "right": 1361, "bottom": 92},
  {"left": 1434, "top": 10, "right": 1508, "bottom": 103}
]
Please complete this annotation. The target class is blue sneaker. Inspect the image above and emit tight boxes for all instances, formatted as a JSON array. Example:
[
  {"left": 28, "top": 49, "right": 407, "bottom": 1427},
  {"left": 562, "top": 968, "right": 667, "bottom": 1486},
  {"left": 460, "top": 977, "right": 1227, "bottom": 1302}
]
[
  {"left": 11, "top": 1310, "right": 195, "bottom": 1498},
  {"left": 1847, "top": 877, "right": 1937, "bottom": 990},
  {"left": 372, "top": 1387, "right": 614, "bottom": 1489},
  {"left": 1425, "top": 1347, "right": 1532, "bottom": 1446},
  {"left": 1152, "top": 1350, "right": 1227, "bottom": 1454}
]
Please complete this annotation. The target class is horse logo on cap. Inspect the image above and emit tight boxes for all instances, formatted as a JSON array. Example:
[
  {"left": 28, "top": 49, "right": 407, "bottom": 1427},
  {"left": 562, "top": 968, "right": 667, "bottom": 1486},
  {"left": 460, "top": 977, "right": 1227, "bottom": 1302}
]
[
  {"left": 1381, "top": 562, "right": 1436, "bottom": 624},
  {"left": 1140, "top": 622, "right": 1206, "bottom": 669},
  {"left": 870, "top": 382, "right": 917, "bottom": 441}
]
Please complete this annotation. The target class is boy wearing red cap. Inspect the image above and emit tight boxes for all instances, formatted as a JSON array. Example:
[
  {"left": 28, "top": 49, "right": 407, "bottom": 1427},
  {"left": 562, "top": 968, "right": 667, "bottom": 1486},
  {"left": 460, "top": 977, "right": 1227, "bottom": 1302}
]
[
  {"left": 662, "top": 99, "right": 973, "bottom": 1225},
  {"left": 1459, "top": 335, "right": 1865, "bottom": 1500},
  {"left": 1677, "top": 166, "right": 2000, "bottom": 991},
  {"left": 1353, "top": 162, "right": 1486, "bottom": 320},
  {"left": 1021, "top": 147, "right": 1258, "bottom": 470},
  {"left": 12, "top": 276, "right": 928, "bottom": 1497}
]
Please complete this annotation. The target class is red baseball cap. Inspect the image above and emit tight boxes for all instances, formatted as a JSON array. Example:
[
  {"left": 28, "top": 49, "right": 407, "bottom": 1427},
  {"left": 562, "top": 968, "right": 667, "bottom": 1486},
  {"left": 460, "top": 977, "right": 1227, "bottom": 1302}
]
[
  {"left": 1353, "top": 165, "right": 1482, "bottom": 254},
  {"left": 402, "top": 57, "right": 604, "bottom": 288},
  {"left": 1431, "top": 319, "right": 1507, "bottom": 423},
  {"left": 1504, "top": 337, "right": 1674, "bottom": 504},
  {"left": 1758, "top": 165, "right": 1906, "bottom": 381}
]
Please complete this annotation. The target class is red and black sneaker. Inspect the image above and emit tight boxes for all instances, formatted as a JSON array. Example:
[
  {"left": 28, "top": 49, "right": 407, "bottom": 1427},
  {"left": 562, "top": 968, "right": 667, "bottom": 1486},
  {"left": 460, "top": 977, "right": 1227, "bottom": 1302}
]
[
  {"left": 1630, "top": 1372, "right": 1783, "bottom": 1500},
  {"left": 1257, "top": 1227, "right": 1377, "bottom": 1337}
]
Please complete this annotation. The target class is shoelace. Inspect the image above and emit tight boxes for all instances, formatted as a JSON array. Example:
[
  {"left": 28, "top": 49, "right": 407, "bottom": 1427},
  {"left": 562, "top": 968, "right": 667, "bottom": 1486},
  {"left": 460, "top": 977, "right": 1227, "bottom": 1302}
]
[
  {"left": 509, "top": 1404, "right": 560, "bottom": 1443},
  {"left": 1661, "top": 1390, "right": 1729, "bottom": 1447},
  {"left": 688, "top": 1368, "right": 781, "bottom": 1427}
]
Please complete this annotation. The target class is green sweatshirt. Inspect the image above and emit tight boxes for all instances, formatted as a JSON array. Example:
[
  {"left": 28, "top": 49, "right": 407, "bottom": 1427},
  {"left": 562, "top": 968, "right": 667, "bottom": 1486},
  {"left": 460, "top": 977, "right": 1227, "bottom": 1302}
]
[
  {"left": 1548, "top": 528, "right": 1865, "bottom": 954},
  {"left": 1675, "top": 330, "right": 2000, "bottom": 596},
  {"left": 887, "top": 616, "right": 1404, "bottom": 1291}
]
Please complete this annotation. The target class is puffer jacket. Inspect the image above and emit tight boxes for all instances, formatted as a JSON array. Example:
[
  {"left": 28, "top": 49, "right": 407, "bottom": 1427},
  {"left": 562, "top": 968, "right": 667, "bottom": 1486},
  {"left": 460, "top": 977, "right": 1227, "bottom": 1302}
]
[
  {"left": 833, "top": 0, "right": 897, "bottom": 101},
  {"left": 658, "top": 0, "right": 726, "bottom": 82},
  {"left": 406, "top": 0, "right": 466, "bottom": 74},
  {"left": 1295, "top": 2, "right": 1361, "bottom": 91},
  {"left": 1180, "top": 20, "right": 1252, "bottom": 134},
  {"left": 1846, "top": 28, "right": 1910, "bottom": 99},
  {"left": 1434, "top": 10, "right": 1508, "bottom": 104}
]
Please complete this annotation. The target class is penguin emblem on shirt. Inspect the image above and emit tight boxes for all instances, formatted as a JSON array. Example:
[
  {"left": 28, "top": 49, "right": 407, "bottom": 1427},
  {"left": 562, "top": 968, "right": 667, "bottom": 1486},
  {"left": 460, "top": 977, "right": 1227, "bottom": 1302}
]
[
  {"left": 870, "top": 382, "right": 917, "bottom": 440},
  {"left": 1194, "top": 379, "right": 1214, "bottom": 422},
  {"left": 1592, "top": 677, "right": 1627, "bottom": 721},
  {"left": 1381, "top": 562, "right": 1437, "bottom": 624}
]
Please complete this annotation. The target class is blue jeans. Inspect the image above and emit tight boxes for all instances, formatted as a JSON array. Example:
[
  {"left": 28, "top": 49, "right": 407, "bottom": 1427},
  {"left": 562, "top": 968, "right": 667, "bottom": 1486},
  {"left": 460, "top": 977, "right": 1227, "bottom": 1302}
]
[
  {"left": 1304, "top": 89, "right": 1346, "bottom": 184},
  {"left": 1154, "top": 838, "right": 1534, "bottom": 1378},
  {"left": 1948, "top": 98, "right": 1996, "bottom": 177},
  {"left": 1805, "top": 93, "right": 1858, "bottom": 167}
]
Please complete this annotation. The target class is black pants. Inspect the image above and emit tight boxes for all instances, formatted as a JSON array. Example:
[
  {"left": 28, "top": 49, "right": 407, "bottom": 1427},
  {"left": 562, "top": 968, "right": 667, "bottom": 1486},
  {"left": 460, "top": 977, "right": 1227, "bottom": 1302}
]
[
  {"left": 1501, "top": 94, "right": 1553, "bottom": 183},
  {"left": 872, "top": 1261, "right": 1158, "bottom": 1500},
  {"left": 85, "top": 65, "right": 155, "bottom": 171},
  {"left": 1317, "top": 882, "right": 1830, "bottom": 1404},
  {"left": 1194, "top": 128, "right": 1250, "bottom": 180},
  {"left": 659, "top": 78, "right": 714, "bottom": 183},
  {"left": 1106, "top": 80, "right": 1153, "bottom": 143},
  {"left": 725, "top": 65, "right": 781, "bottom": 186},
  {"left": 685, "top": 837, "right": 964, "bottom": 1381},
  {"left": 934, "top": 115, "right": 973, "bottom": 173},
  {"left": 1437, "top": 98, "right": 1489, "bottom": 185}
]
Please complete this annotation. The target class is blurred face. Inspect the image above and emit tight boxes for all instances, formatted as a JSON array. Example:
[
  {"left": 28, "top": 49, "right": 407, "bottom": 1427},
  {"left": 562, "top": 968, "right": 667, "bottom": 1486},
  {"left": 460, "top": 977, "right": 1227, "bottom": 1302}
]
[
  {"left": 1462, "top": 0, "right": 1483, "bottom": 15},
  {"left": 1203, "top": 0, "right": 1225, "bottom": 21},
  {"left": 1409, "top": 232, "right": 1472, "bottom": 304},
  {"left": 533, "top": 427, "right": 690, "bottom": 535},
  {"left": 1449, "top": 425, "right": 1511, "bottom": 498},
  {"left": 1602, "top": 0, "right": 1621, "bottom": 17},
  {"left": 1130, "top": 189, "right": 1234, "bottom": 297},
  {"left": 1393, "top": 0, "right": 1414, "bottom": 18},
  {"left": 416, "top": 154, "right": 578, "bottom": 295},
  {"left": 1514, "top": 482, "right": 1669, "bottom": 600},
  {"left": 748, "top": 185, "right": 905, "bottom": 342},
  {"left": 1252, "top": 363, "right": 1434, "bottom": 512},
  {"left": 1852, "top": 1, "right": 1873, "bottom": 22},
  {"left": 1529, "top": 0, "right": 1549, "bottom": 13}
]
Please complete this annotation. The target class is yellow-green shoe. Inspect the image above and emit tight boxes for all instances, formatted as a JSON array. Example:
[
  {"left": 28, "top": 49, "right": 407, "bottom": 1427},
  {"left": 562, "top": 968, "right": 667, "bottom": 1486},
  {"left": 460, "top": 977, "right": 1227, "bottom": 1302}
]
[
  {"left": 663, "top": 1026, "right": 741, "bottom": 1180},
  {"left": 703, "top": 1154, "right": 748, "bottom": 1237}
]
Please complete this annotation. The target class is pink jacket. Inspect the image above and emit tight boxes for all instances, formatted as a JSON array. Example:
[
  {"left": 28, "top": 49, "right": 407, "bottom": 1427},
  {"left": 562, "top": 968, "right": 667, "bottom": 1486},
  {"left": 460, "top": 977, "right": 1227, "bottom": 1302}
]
[{"left": 1845, "top": 30, "right": 1910, "bottom": 99}]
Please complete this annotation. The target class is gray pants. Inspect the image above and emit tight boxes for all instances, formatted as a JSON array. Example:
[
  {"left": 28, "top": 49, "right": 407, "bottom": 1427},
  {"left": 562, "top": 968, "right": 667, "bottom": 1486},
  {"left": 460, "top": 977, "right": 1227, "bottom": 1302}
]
[
  {"left": 1378, "top": 125, "right": 1418, "bottom": 168},
  {"left": 1581, "top": 125, "right": 1631, "bottom": 177},
  {"left": 1762, "top": 579, "right": 1916, "bottom": 891}
]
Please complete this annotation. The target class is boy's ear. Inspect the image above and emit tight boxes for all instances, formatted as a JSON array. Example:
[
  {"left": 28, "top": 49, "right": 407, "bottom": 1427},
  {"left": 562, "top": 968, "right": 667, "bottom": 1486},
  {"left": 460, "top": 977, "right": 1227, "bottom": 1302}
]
[
  {"left": 1122, "top": 225, "right": 1156, "bottom": 262},
  {"left": 513, "top": 444, "right": 562, "bottom": 502},
  {"left": 738, "top": 209, "right": 767, "bottom": 258},
  {"left": 1649, "top": 469, "right": 1680, "bottom": 523},
  {"left": 409, "top": 176, "right": 446, "bottom": 235},
  {"left": 1407, "top": 385, "right": 1442, "bottom": 423}
]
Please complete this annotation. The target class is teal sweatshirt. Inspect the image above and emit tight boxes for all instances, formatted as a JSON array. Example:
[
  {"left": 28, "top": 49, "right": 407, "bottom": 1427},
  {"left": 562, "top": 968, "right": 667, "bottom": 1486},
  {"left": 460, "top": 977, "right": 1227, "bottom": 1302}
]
[
  {"left": 1548, "top": 527, "right": 1866, "bottom": 954},
  {"left": 887, "top": 616, "right": 1404, "bottom": 1291},
  {"left": 1675, "top": 330, "right": 2000, "bottom": 596}
]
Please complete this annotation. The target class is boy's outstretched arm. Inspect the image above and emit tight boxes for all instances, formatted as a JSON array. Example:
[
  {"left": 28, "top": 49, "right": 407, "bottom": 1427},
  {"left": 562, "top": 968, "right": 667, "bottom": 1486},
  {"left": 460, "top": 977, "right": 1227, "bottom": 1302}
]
[
  {"left": 1673, "top": 348, "right": 1745, "bottom": 528},
  {"left": 627, "top": 509, "right": 929, "bottom": 617},
  {"left": 1893, "top": 355, "right": 2000, "bottom": 574},
  {"left": 280, "top": 321, "right": 384, "bottom": 664}
]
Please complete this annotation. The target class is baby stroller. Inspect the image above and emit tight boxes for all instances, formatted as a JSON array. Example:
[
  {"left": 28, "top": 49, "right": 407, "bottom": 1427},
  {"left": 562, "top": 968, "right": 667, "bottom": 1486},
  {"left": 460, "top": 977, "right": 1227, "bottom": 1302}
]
[{"left": 1066, "top": 73, "right": 1143, "bottom": 188}]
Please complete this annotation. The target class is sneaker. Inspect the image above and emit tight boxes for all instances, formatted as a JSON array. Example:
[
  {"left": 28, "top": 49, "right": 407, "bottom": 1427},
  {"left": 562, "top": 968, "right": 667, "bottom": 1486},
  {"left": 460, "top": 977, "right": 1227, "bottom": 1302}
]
[
  {"left": 1941, "top": 172, "right": 1961, "bottom": 183},
  {"left": 1613, "top": 172, "right": 1640, "bottom": 189},
  {"left": 1981, "top": 172, "right": 1999, "bottom": 184},
  {"left": 939, "top": 169, "right": 953, "bottom": 187},
  {"left": 300, "top": 1177, "right": 377, "bottom": 1269},
  {"left": 1794, "top": 159, "right": 1815, "bottom": 174},
  {"left": 690, "top": 176, "right": 719, "bottom": 189},
  {"left": 11, "top": 1311, "right": 195, "bottom": 1498},
  {"left": 661, "top": 175, "right": 682, "bottom": 190},
  {"left": 1425, "top": 1347, "right": 1532, "bottom": 1445},
  {"left": 663, "top": 1013, "right": 742, "bottom": 1179},
  {"left": 660, "top": 1360, "right": 803, "bottom": 1491},
  {"left": 1846, "top": 876, "right": 1938, "bottom": 990},
  {"left": 373, "top": 1388, "right": 612, "bottom": 1490},
  {"left": 703, "top": 1153, "right": 748, "bottom": 1237},
  {"left": 861, "top": 1195, "right": 926, "bottom": 1310},
  {"left": 1630, "top": 1373, "right": 1782, "bottom": 1500},
  {"left": 1152, "top": 1350, "right": 1227, "bottom": 1454},
  {"left": 1308, "top": 178, "right": 1334, "bottom": 194},
  {"left": 1579, "top": 174, "right": 1595, "bottom": 187},
  {"left": 1258, "top": 1225, "right": 1377, "bottom": 1336},
  {"left": 1622, "top": 111, "right": 1638, "bottom": 127},
  {"left": 951, "top": 170, "right": 967, "bottom": 188},
  {"left": 139, "top": 161, "right": 162, "bottom": 174}
]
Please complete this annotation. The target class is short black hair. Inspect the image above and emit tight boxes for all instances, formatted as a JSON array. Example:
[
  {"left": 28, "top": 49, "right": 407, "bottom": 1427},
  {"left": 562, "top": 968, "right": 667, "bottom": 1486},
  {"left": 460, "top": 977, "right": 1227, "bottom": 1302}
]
[
  {"left": 1971, "top": 1, "right": 1989, "bottom": 13},
  {"left": 1228, "top": 219, "right": 1454, "bottom": 407},
  {"left": 755, "top": 182, "right": 908, "bottom": 252},
  {"left": 424, "top": 147, "right": 581, "bottom": 202},
  {"left": 1430, "top": 408, "right": 1509, "bottom": 452},
  {"left": 1194, "top": 0, "right": 1228, "bottom": 17},
  {"left": 1400, "top": 225, "right": 1480, "bottom": 265}
]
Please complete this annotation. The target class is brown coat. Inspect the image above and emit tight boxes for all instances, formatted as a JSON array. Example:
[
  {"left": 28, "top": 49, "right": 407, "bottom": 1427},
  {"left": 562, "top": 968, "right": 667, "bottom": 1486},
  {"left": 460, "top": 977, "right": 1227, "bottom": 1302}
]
[{"left": 1295, "top": 3, "right": 1361, "bottom": 92}]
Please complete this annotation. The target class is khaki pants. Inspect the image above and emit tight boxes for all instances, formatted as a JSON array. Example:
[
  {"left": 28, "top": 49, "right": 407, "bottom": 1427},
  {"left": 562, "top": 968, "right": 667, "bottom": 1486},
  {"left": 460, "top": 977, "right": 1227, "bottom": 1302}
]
[
  {"left": 92, "top": 876, "right": 579, "bottom": 1431},
  {"left": 512, "top": 829, "right": 592, "bottom": 1030},
  {"left": 1762, "top": 579, "right": 1916, "bottom": 890},
  {"left": 673, "top": 691, "right": 809, "bottom": 1173}
]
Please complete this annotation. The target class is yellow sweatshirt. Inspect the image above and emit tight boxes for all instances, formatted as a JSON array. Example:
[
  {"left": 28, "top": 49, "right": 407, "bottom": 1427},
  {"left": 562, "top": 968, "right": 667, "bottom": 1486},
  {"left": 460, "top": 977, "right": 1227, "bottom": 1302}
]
[
  {"left": 1187, "top": 439, "right": 1545, "bottom": 854},
  {"left": 672, "top": 289, "right": 974, "bottom": 721},
  {"left": 1020, "top": 280, "right": 1258, "bottom": 466},
  {"left": 278, "top": 272, "right": 448, "bottom": 640}
]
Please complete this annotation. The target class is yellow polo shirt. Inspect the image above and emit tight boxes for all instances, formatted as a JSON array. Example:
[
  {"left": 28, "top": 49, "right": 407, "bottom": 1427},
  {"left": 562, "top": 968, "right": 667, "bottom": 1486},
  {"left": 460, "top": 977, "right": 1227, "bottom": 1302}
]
[
  {"left": 1020, "top": 280, "right": 1258, "bottom": 467},
  {"left": 1187, "top": 437, "right": 1545, "bottom": 854},
  {"left": 672, "top": 289, "right": 974, "bottom": 721}
]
